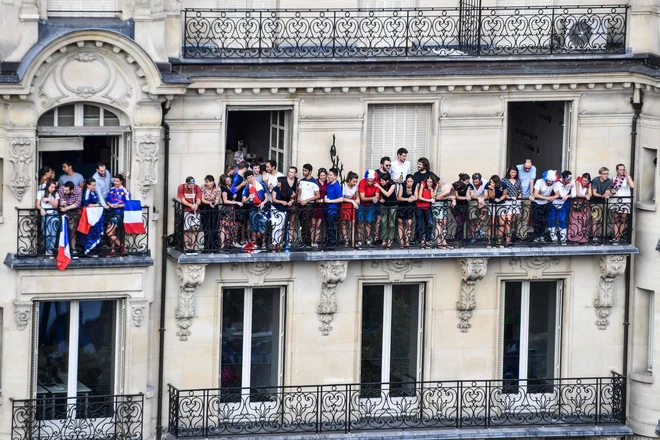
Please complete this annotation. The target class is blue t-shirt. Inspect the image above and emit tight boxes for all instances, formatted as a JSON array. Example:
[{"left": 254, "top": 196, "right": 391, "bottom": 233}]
[
  {"left": 326, "top": 181, "right": 342, "bottom": 214},
  {"left": 516, "top": 164, "right": 537, "bottom": 197}
]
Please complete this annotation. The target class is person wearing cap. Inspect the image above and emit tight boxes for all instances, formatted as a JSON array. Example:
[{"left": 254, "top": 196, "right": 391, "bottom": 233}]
[
  {"left": 357, "top": 170, "right": 379, "bottom": 246},
  {"left": 530, "top": 170, "right": 559, "bottom": 243},
  {"left": 468, "top": 173, "right": 487, "bottom": 243},
  {"left": 177, "top": 176, "right": 202, "bottom": 252},
  {"left": 550, "top": 170, "right": 576, "bottom": 244}
]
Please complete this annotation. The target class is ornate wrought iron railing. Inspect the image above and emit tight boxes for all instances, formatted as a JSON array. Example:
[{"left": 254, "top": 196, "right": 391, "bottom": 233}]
[
  {"left": 168, "top": 374, "right": 625, "bottom": 437},
  {"left": 171, "top": 196, "right": 632, "bottom": 254},
  {"left": 16, "top": 207, "right": 150, "bottom": 259},
  {"left": 11, "top": 394, "right": 144, "bottom": 440},
  {"left": 182, "top": 5, "right": 628, "bottom": 60}
]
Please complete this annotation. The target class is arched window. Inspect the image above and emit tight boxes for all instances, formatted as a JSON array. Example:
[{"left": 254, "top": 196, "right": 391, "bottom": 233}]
[{"left": 38, "top": 104, "right": 120, "bottom": 127}]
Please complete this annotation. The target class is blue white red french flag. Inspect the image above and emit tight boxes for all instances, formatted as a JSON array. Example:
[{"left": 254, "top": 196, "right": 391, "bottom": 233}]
[
  {"left": 124, "top": 200, "right": 146, "bottom": 235},
  {"left": 57, "top": 216, "right": 71, "bottom": 271}
]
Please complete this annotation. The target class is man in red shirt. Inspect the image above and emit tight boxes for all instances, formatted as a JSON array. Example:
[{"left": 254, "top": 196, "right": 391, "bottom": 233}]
[
  {"left": 177, "top": 176, "right": 202, "bottom": 253},
  {"left": 357, "top": 170, "right": 379, "bottom": 246}
]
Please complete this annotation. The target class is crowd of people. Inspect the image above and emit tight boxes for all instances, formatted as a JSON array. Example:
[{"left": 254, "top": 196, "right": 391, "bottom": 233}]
[
  {"left": 176, "top": 148, "right": 635, "bottom": 253},
  {"left": 36, "top": 162, "right": 131, "bottom": 257}
]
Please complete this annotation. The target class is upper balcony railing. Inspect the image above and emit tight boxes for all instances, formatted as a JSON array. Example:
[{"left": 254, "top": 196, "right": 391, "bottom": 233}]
[
  {"left": 182, "top": 4, "right": 628, "bottom": 61},
  {"left": 171, "top": 196, "right": 632, "bottom": 255}
]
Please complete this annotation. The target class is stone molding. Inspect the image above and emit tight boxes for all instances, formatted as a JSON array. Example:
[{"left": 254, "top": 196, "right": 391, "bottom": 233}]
[
  {"left": 370, "top": 259, "right": 422, "bottom": 283},
  {"left": 130, "top": 299, "right": 148, "bottom": 327},
  {"left": 175, "top": 264, "right": 206, "bottom": 341},
  {"left": 230, "top": 262, "right": 283, "bottom": 286},
  {"left": 509, "top": 256, "right": 559, "bottom": 279},
  {"left": 134, "top": 134, "right": 159, "bottom": 198},
  {"left": 457, "top": 258, "right": 488, "bottom": 332},
  {"left": 8, "top": 136, "right": 33, "bottom": 201},
  {"left": 594, "top": 255, "right": 627, "bottom": 330},
  {"left": 317, "top": 261, "right": 348, "bottom": 336},
  {"left": 14, "top": 301, "right": 32, "bottom": 331}
]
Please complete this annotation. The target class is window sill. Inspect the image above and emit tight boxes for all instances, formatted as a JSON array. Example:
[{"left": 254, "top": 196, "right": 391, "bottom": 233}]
[
  {"left": 636, "top": 201, "right": 657, "bottom": 212},
  {"left": 630, "top": 371, "right": 654, "bottom": 384},
  {"left": 4, "top": 253, "right": 154, "bottom": 270}
]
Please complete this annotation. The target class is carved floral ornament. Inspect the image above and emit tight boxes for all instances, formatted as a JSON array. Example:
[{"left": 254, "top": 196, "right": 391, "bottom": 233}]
[
  {"left": 370, "top": 259, "right": 422, "bottom": 283},
  {"left": 130, "top": 299, "right": 148, "bottom": 327},
  {"left": 509, "top": 256, "right": 559, "bottom": 279},
  {"left": 317, "top": 261, "right": 348, "bottom": 336},
  {"left": 8, "top": 136, "right": 34, "bottom": 201},
  {"left": 134, "top": 134, "right": 159, "bottom": 198},
  {"left": 230, "top": 262, "right": 283, "bottom": 286},
  {"left": 175, "top": 264, "right": 207, "bottom": 341},
  {"left": 456, "top": 258, "right": 488, "bottom": 333},
  {"left": 14, "top": 301, "right": 32, "bottom": 331},
  {"left": 594, "top": 255, "right": 627, "bottom": 330}
]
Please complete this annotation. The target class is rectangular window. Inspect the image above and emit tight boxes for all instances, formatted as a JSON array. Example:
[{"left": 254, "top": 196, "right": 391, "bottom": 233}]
[
  {"left": 502, "top": 281, "right": 560, "bottom": 393},
  {"left": 221, "top": 287, "right": 284, "bottom": 395},
  {"left": 47, "top": 0, "right": 118, "bottom": 13},
  {"left": 358, "top": 0, "right": 415, "bottom": 8},
  {"left": 35, "top": 300, "right": 121, "bottom": 419},
  {"left": 360, "top": 284, "right": 423, "bottom": 397},
  {"left": 366, "top": 104, "right": 430, "bottom": 171}
]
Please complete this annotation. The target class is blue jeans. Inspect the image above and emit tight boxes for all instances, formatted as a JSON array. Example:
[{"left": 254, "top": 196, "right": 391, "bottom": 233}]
[
  {"left": 41, "top": 213, "right": 60, "bottom": 254},
  {"left": 327, "top": 212, "right": 339, "bottom": 246},
  {"left": 416, "top": 208, "right": 433, "bottom": 242}
]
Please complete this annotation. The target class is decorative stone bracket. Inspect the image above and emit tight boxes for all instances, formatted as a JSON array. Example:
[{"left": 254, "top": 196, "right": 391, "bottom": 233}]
[
  {"left": 134, "top": 134, "right": 159, "bottom": 199},
  {"left": 457, "top": 258, "right": 488, "bottom": 332},
  {"left": 8, "top": 136, "right": 33, "bottom": 202},
  {"left": 130, "top": 299, "right": 148, "bottom": 327},
  {"left": 230, "top": 262, "right": 283, "bottom": 286},
  {"left": 594, "top": 255, "right": 627, "bottom": 330},
  {"left": 317, "top": 261, "right": 348, "bottom": 336},
  {"left": 370, "top": 259, "right": 422, "bottom": 283},
  {"left": 176, "top": 264, "right": 206, "bottom": 341},
  {"left": 14, "top": 301, "right": 32, "bottom": 331}
]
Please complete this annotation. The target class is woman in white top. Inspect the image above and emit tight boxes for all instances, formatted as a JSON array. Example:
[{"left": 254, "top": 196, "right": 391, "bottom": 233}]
[
  {"left": 568, "top": 172, "right": 592, "bottom": 243},
  {"left": 610, "top": 163, "right": 635, "bottom": 242},
  {"left": 36, "top": 179, "right": 60, "bottom": 256},
  {"left": 341, "top": 171, "right": 360, "bottom": 246}
]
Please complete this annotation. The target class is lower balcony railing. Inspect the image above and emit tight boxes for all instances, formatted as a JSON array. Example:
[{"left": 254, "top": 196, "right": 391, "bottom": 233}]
[
  {"left": 171, "top": 197, "right": 632, "bottom": 254},
  {"left": 15, "top": 207, "right": 150, "bottom": 259},
  {"left": 168, "top": 374, "right": 625, "bottom": 437},
  {"left": 11, "top": 394, "right": 144, "bottom": 440}
]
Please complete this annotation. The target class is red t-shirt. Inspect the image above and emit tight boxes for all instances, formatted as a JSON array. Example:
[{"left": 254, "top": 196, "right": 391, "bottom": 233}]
[
  {"left": 177, "top": 184, "right": 201, "bottom": 212},
  {"left": 358, "top": 179, "right": 378, "bottom": 206},
  {"left": 248, "top": 184, "right": 263, "bottom": 204},
  {"left": 415, "top": 182, "right": 432, "bottom": 209}
]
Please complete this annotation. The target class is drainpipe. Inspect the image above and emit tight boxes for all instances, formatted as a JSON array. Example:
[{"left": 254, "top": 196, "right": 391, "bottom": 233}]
[
  {"left": 156, "top": 99, "right": 171, "bottom": 440},
  {"left": 623, "top": 86, "right": 642, "bottom": 380}
]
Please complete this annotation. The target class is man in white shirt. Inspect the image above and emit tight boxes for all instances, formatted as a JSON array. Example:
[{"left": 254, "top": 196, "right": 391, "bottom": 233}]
[
  {"left": 298, "top": 164, "right": 320, "bottom": 247},
  {"left": 530, "top": 170, "right": 559, "bottom": 243},
  {"left": 389, "top": 148, "right": 410, "bottom": 184},
  {"left": 550, "top": 171, "right": 576, "bottom": 243},
  {"left": 263, "top": 159, "right": 284, "bottom": 190}
]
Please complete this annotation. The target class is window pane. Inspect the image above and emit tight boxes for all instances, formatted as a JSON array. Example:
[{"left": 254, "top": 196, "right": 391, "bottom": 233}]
[
  {"left": 527, "top": 281, "right": 557, "bottom": 392},
  {"left": 83, "top": 105, "right": 101, "bottom": 126},
  {"left": 104, "top": 110, "right": 120, "bottom": 126},
  {"left": 39, "top": 110, "right": 55, "bottom": 126},
  {"left": 37, "top": 302, "right": 71, "bottom": 393},
  {"left": 76, "top": 300, "right": 116, "bottom": 398},
  {"left": 278, "top": 128, "right": 284, "bottom": 151},
  {"left": 390, "top": 284, "right": 420, "bottom": 397},
  {"left": 221, "top": 289, "right": 245, "bottom": 389},
  {"left": 250, "top": 288, "right": 280, "bottom": 395},
  {"left": 271, "top": 127, "right": 277, "bottom": 148},
  {"left": 503, "top": 282, "right": 522, "bottom": 389},
  {"left": 361, "top": 285, "right": 385, "bottom": 395},
  {"left": 57, "top": 105, "right": 75, "bottom": 126}
]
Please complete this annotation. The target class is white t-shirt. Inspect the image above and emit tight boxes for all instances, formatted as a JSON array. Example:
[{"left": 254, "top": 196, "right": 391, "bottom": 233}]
[
  {"left": 343, "top": 183, "right": 358, "bottom": 199},
  {"left": 470, "top": 182, "right": 486, "bottom": 198},
  {"left": 612, "top": 175, "right": 631, "bottom": 198},
  {"left": 263, "top": 171, "right": 284, "bottom": 189},
  {"left": 37, "top": 190, "right": 60, "bottom": 210},
  {"left": 389, "top": 160, "right": 411, "bottom": 182},
  {"left": 533, "top": 180, "right": 559, "bottom": 205},
  {"left": 553, "top": 182, "right": 577, "bottom": 207},
  {"left": 298, "top": 178, "right": 320, "bottom": 201}
]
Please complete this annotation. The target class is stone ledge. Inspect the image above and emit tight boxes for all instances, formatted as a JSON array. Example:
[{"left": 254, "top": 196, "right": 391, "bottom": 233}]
[
  {"left": 4, "top": 253, "right": 154, "bottom": 270},
  {"left": 181, "top": 424, "right": 632, "bottom": 440},
  {"left": 168, "top": 244, "right": 638, "bottom": 265}
]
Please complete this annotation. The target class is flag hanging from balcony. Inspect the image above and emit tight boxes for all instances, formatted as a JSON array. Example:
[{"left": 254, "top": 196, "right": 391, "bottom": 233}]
[
  {"left": 57, "top": 215, "right": 71, "bottom": 271},
  {"left": 124, "top": 200, "right": 146, "bottom": 234},
  {"left": 77, "top": 206, "right": 104, "bottom": 254}
]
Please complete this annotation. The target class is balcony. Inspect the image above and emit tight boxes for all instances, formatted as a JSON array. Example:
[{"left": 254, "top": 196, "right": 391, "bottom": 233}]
[
  {"left": 4, "top": 207, "right": 153, "bottom": 270},
  {"left": 182, "top": 4, "right": 628, "bottom": 61},
  {"left": 168, "top": 374, "right": 628, "bottom": 438},
  {"left": 168, "top": 198, "right": 635, "bottom": 264},
  {"left": 11, "top": 394, "right": 144, "bottom": 440}
]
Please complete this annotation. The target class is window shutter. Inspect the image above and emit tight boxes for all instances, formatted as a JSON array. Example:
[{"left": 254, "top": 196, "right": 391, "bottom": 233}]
[
  {"left": 216, "top": 0, "right": 247, "bottom": 7},
  {"left": 248, "top": 0, "right": 275, "bottom": 8},
  {"left": 121, "top": 132, "right": 131, "bottom": 178},
  {"left": 366, "top": 104, "right": 430, "bottom": 170},
  {"left": 495, "top": 0, "right": 555, "bottom": 6},
  {"left": 48, "top": 0, "right": 117, "bottom": 11},
  {"left": 359, "top": 0, "right": 414, "bottom": 8},
  {"left": 30, "top": 303, "right": 39, "bottom": 399}
]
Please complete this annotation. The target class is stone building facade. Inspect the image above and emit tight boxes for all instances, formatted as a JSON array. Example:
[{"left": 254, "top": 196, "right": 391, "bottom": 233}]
[{"left": 0, "top": 0, "right": 659, "bottom": 440}]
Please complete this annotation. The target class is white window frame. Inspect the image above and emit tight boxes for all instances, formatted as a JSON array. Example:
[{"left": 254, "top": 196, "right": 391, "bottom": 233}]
[
  {"left": 269, "top": 111, "right": 289, "bottom": 174},
  {"left": 219, "top": 286, "right": 286, "bottom": 391},
  {"left": 648, "top": 291, "right": 655, "bottom": 374},
  {"left": 41, "top": 104, "right": 119, "bottom": 128}
]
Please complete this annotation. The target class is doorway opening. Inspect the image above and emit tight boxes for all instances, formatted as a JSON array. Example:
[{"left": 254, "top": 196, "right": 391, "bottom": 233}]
[
  {"left": 506, "top": 101, "right": 571, "bottom": 173},
  {"left": 225, "top": 109, "right": 292, "bottom": 173}
]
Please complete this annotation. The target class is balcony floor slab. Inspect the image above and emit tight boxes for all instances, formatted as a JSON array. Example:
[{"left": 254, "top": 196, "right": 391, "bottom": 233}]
[
  {"left": 4, "top": 253, "right": 154, "bottom": 270},
  {"left": 168, "top": 244, "right": 637, "bottom": 265}
]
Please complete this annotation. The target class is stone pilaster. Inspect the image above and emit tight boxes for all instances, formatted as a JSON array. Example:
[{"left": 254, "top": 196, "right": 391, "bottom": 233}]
[
  {"left": 175, "top": 264, "right": 206, "bottom": 341},
  {"left": 317, "top": 261, "right": 348, "bottom": 336},
  {"left": 457, "top": 258, "right": 488, "bottom": 332},
  {"left": 594, "top": 255, "right": 627, "bottom": 330}
]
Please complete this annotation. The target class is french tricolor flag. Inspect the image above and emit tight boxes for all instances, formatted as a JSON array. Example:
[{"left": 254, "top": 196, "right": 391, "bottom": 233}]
[
  {"left": 57, "top": 216, "right": 71, "bottom": 271},
  {"left": 124, "top": 200, "right": 146, "bottom": 235}
]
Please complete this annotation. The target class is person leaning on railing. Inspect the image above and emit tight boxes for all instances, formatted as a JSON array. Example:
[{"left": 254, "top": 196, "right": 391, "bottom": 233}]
[
  {"left": 610, "top": 164, "right": 635, "bottom": 244},
  {"left": 590, "top": 167, "right": 612, "bottom": 243},
  {"left": 396, "top": 174, "right": 416, "bottom": 249},
  {"left": 271, "top": 176, "right": 294, "bottom": 250},
  {"left": 36, "top": 179, "right": 60, "bottom": 258},
  {"left": 324, "top": 168, "right": 343, "bottom": 248},
  {"left": 105, "top": 174, "right": 129, "bottom": 255},
  {"left": 241, "top": 170, "right": 269, "bottom": 250},
  {"left": 58, "top": 181, "right": 82, "bottom": 252},
  {"left": 568, "top": 173, "right": 592, "bottom": 243},
  {"left": 177, "top": 176, "right": 202, "bottom": 252},
  {"left": 200, "top": 175, "right": 221, "bottom": 252},
  {"left": 219, "top": 174, "right": 242, "bottom": 249}
]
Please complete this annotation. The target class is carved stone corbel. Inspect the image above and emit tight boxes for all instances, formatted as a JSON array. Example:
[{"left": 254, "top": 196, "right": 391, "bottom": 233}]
[
  {"left": 509, "top": 256, "right": 559, "bottom": 279},
  {"left": 130, "top": 299, "right": 148, "bottom": 327},
  {"left": 14, "top": 301, "right": 32, "bottom": 331},
  {"left": 8, "top": 136, "right": 33, "bottom": 201},
  {"left": 230, "top": 262, "right": 283, "bottom": 286},
  {"left": 595, "top": 255, "right": 627, "bottom": 330},
  {"left": 134, "top": 134, "right": 159, "bottom": 198},
  {"left": 370, "top": 259, "right": 422, "bottom": 283},
  {"left": 176, "top": 264, "right": 206, "bottom": 341},
  {"left": 457, "top": 258, "right": 488, "bottom": 332},
  {"left": 317, "top": 261, "right": 348, "bottom": 336}
]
